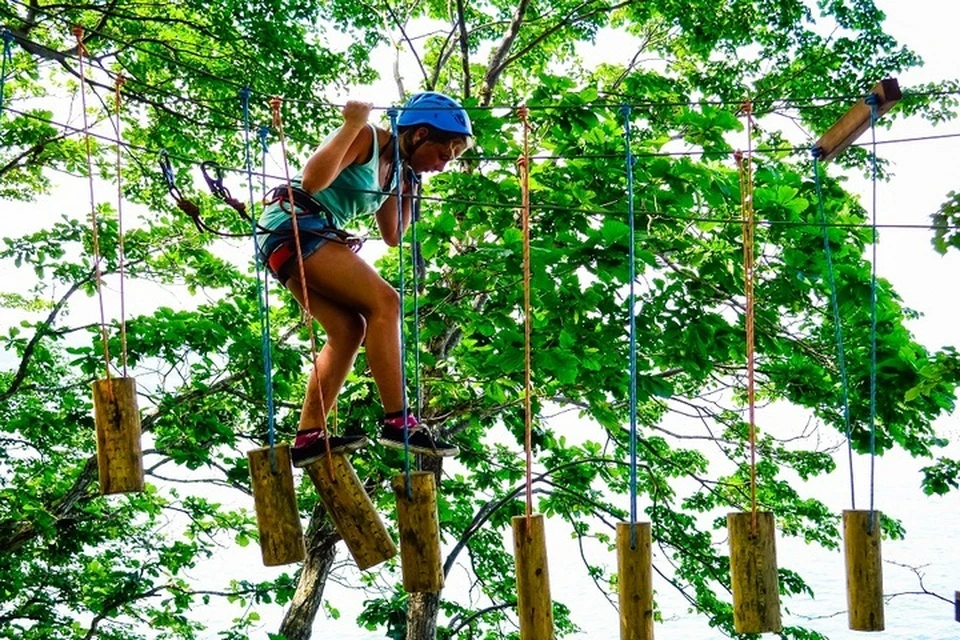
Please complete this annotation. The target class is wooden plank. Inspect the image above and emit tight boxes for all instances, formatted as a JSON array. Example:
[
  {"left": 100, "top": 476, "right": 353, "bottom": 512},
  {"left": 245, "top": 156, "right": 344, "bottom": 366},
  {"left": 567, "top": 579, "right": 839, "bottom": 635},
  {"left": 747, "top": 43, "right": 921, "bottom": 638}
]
[
  {"left": 248, "top": 445, "right": 306, "bottom": 566},
  {"left": 92, "top": 377, "right": 144, "bottom": 495},
  {"left": 727, "top": 511, "right": 782, "bottom": 634},
  {"left": 844, "top": 510, "right": 885, "bottom": 631},
  {"left": 392, "top": 472, "right": 444, "bottom": 593},
  {"left": 814, "top": 78, "right": 901, "bottom": 162},
  {"left": 513, "top": 514, "right": 555, "bottom": 639},
  {"left": 306, "top": 454, "right": 397, "bottom": 570},
  {"left": 617, "top": 522, "right": 654, "bottom": 640}
]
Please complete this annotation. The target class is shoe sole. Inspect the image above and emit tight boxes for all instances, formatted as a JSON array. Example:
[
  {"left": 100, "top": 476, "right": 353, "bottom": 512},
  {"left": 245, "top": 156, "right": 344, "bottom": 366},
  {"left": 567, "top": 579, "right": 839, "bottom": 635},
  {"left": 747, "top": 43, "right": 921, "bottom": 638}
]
[
  {"left": 378, "top": 437, "right": 459, "bottom": 458},
  {"left": 292, "top": 437, "right": 369, "bottom": 468}
]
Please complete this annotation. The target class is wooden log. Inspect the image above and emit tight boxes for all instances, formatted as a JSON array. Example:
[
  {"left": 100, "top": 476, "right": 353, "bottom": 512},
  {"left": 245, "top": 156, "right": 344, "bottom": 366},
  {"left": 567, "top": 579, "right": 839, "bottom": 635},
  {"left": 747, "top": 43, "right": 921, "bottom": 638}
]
[
  {"left": 955, "top": 590, "right": 959, "bottom": 623},
  {"left": 306, "top": 454, "right": 397, "bottom": 570},
  {"left": 727, "top": 511, "right": 781, "bottom": 634},
  {"left": 814, "top": 78, "right": 901, "bottom": 162},
  {"left": 617, "top": 522, "right": 654, "bottom": 640},
  {"left": 843, "top": 509, "right": 885, "bottom": 631},
  {"left": 248, "top": 445, "right": 306, "bottom": 566},
  {"left": 392, "top": 471, "right": 443, "bottom": 593},
  {"left": 92, "top": 377, "right": 144, "bottom": 495},
  {"left": 512, "top": 514, "right": 554, "bottom": 640}
]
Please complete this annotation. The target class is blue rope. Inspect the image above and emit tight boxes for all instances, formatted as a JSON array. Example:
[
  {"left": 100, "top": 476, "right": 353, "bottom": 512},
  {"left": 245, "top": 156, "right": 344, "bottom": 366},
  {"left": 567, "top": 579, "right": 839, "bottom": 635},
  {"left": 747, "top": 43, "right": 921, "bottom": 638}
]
[
  {"left": 241, "top": 88, "right": 276, "bottom": 471},
  {"left": 811, "top": 152, "right": 857, "bottom": 510},
  {"left": 410, "top": 173, "right": 423, "bottom": 430},
  {"left": 865, "top": 93, "right": 880, "bottom": 533},
  {"left": 621, "top": 105, "right": 639, "bottom": 549},
  {"left": 0, "top": 29, "right": 14, "bottom": 119},
  {"left": 388, "top": 108, "right": 413, "bottom": 498}
]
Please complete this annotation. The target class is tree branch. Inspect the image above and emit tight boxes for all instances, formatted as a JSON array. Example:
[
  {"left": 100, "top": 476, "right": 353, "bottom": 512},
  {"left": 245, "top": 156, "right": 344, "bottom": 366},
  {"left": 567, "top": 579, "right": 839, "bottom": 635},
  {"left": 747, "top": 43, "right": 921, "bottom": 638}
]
[
  {"left": 0, "top": 274, "right": 90, "bottom": 403},
  {"left": 478, "top": 0, "right": 533, "bottom": 106}
]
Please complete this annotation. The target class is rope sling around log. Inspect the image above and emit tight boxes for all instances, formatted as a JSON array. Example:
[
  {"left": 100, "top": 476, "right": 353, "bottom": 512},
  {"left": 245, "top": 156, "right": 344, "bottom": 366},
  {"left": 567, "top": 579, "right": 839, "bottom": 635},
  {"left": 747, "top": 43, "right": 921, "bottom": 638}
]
[
  {"left": 241, "top": 89, "right": 305, "bottom": 567},
  {"left": 510, "top": 106, "right": 555, "bottom": 640},
  {"left": 813, "top": 82, "right": 901, "bottom": 632},
  {"left": 386, "top": 107, "right": 444, "bottom": 594},
  {"left": 616, "top": 104, "right": 654, "bottom": 640},
  {"left": 269, "top": 96, "right": 397, "bottom": 571},
  {"left": 726, "top": 103, "right": 781, "bottom": 635},
  {"left": 72, "top": 26, "right": 144, "bottom": 496}
]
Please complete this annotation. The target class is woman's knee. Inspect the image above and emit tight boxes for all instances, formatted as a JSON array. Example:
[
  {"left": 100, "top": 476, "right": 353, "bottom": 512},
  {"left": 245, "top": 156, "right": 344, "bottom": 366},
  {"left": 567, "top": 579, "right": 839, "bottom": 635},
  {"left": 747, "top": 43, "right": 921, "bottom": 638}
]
[
  {"left": 327, "top": 313, "right": 367, "bottom": 351},
  {"left": 370, "top": 284, "right": 401, "bottom": 322}
]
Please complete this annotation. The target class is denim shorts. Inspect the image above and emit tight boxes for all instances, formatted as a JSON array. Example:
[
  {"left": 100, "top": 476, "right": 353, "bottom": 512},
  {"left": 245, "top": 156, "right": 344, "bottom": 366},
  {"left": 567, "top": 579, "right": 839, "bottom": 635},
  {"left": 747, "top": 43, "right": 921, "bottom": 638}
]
[{"left": 258, "top": 214, "right": 340, "bottom": 282}]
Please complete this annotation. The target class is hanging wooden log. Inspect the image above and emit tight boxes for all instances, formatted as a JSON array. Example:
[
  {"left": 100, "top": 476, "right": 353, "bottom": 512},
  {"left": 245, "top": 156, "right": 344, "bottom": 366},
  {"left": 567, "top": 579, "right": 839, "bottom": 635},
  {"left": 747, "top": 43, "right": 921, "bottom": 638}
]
[
  {"left": 305, "top": 454, "right": 397, "bottom": 570},
  {"left": 92, "top": 377, "right": 144, "bottom": 495},
  {"left": 843, "top": 509, "right": 885, "bottom": 631},
  {"left": 813, "top": 78, "right": 901, "bottom": 162},
  {"left": 392, "top": 471, "right": 443, "bottom": 593},
  {"left": 617, "top": 522, "right": 654, "bottom": 640},
  {"left": 727, "top": 511, "right": 781, "bottom": 634},
  {"left": 247, "top": 445, "right": 305, "bottom": 566},
  {"left": 512, "top": 513, "right": 554, "bottom": 640}
]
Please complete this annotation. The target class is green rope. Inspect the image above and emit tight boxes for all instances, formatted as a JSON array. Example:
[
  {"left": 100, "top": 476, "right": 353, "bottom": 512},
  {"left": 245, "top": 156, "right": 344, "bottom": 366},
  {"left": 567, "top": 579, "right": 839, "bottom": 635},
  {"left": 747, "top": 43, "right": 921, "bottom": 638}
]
[{"left": 811, "top": 153, "right": 857, "bottom": 509}]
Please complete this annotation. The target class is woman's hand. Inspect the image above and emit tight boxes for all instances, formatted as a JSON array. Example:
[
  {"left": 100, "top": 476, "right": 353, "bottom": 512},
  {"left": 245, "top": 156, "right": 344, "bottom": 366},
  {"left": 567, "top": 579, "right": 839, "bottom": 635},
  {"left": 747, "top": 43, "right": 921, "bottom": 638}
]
[{"left": 342, "top": 100, "right": 373, "bottom": 129}]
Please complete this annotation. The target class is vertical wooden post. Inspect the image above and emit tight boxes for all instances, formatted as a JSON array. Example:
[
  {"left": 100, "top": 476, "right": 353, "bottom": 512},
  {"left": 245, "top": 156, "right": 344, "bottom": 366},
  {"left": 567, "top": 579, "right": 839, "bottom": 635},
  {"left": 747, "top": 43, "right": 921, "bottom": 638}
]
[
  {"left": 305, "top": 454, "right": 397, "bottom": 570},
  {"left": 843, "top": 509, "right": 885, "bottom": 631},
  {"left": 617, "top": 522, "right": 654, "bottom": 640},
  {"left": 954, "top": 590, "right": 959, "bottom": 623},
  {"left": 392, "top": 472, "right": 443, "bottom": 593},
  {"left": 92, "top": 377, "right": 144, "bottom": 495},
  {"left": 512, "top": 514, "right": 554, "bottom": 640},
  {"left": 727, "top": 511, "right": 781, "bottom": 634},
  {"left": 247, "top": 445, "right": 305, "bottom": 566}
]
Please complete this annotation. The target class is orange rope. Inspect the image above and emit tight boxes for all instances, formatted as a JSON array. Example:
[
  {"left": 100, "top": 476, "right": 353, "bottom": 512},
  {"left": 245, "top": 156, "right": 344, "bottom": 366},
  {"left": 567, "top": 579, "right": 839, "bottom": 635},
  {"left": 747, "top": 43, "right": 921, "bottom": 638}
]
[
  {"left": 269, "top": 97, "right": 334, "bottom": 479},
  {"left": 517, "top": 106, "right": 533, "bottom": 520},
  {"left": 738, "top": 100, "right": 758, "bottom": 530},
  {"left": 114, "top": 75, "right": 129, "bottom": 377},
  {"left": 73, "top": 25, "right": 112, "bottom": 380}
]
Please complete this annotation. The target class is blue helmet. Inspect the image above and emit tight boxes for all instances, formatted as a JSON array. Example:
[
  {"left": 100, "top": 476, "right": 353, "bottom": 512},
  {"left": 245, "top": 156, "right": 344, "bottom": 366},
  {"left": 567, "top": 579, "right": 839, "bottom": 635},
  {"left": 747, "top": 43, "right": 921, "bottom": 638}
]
[{"left": 397, "top": 91, "right": 473, "bottom": 137}]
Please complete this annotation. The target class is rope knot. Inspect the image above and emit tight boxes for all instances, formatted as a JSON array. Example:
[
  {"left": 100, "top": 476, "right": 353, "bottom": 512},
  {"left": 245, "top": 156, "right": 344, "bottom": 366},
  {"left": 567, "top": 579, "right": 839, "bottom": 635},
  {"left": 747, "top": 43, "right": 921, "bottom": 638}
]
[
  {"left": 176, "top": 198, "right": 201, "bottom": 219},
  {"left": 269, "top": 96, "right": 282, "bottom": 127},
  {"left": 71, "top": 25, "right": 89, "bottom": 57}
]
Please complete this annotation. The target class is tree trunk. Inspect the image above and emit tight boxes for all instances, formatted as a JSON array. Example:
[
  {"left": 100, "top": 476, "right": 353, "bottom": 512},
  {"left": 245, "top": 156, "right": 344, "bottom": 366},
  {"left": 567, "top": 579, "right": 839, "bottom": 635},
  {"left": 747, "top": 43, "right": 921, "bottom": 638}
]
[
  {"left": 277, "top": 503, "right": 340, "bottom": 640},
  {"left": 407, "top": 592, "right": 441, "bottom": 640}
]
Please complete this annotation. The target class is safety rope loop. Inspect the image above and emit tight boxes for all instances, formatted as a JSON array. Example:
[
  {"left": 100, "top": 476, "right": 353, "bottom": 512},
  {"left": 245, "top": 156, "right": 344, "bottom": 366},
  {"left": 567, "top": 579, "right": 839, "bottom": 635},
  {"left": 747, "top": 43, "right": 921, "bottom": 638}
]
[
  {"left": 866, "top": 92, "right": 881, "bottom": 533},
  {"left": 0, "top": 29, "right": 14, "bottom": 120},
  {"left": 200, "top": 160, "right": 247, "bottom": 215},
  {"left": 388, "top": 108, "right": 413, "bottom": 498},
  {"left": 737, "top": 102, "right": 759, "bottom": 532},
  {"left": 242, "top": 88, "right": 277, "bottom": 472},
  {"left": 270, "top": 95, "right": 333, "bottom": 478},
  {"left": 73, "top": 25, "right": 113, "bottom": 380},
  {"left": 621, "top": 104, "right": 639, "bottom": 549},
  {"left": 811, "top": 150, "right": 857, "bottom": 510},
  {"left": 517, "top": 105, "right": 534, "bottom": 521},
  {"left": 114, "top": 75, "right": 129, "bottom": 378}
]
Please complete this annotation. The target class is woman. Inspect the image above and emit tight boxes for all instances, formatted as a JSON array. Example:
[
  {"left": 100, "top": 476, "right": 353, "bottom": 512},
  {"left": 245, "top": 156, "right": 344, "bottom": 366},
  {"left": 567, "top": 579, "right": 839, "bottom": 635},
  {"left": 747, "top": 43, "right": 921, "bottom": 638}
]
[{"left": 257, "top": 92, "right": 472, "bottom": 467}]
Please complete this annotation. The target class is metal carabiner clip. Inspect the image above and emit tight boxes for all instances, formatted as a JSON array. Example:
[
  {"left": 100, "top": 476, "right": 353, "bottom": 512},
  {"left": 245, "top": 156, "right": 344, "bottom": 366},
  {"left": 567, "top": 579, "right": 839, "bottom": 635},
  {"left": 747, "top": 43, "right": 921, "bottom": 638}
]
[{"left": 158, "top": 150, "right": 184, "bottom": 202}]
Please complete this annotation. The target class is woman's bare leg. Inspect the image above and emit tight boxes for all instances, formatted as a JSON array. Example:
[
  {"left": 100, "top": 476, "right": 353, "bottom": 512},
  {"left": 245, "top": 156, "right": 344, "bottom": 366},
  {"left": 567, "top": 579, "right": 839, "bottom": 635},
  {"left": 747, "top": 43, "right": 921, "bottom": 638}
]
[
  {"left": 285, "top": 281, "right": 366, "bottom": 431},
  {"left": 289, "top": 242, "right": 405, "bottom": 414}
]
